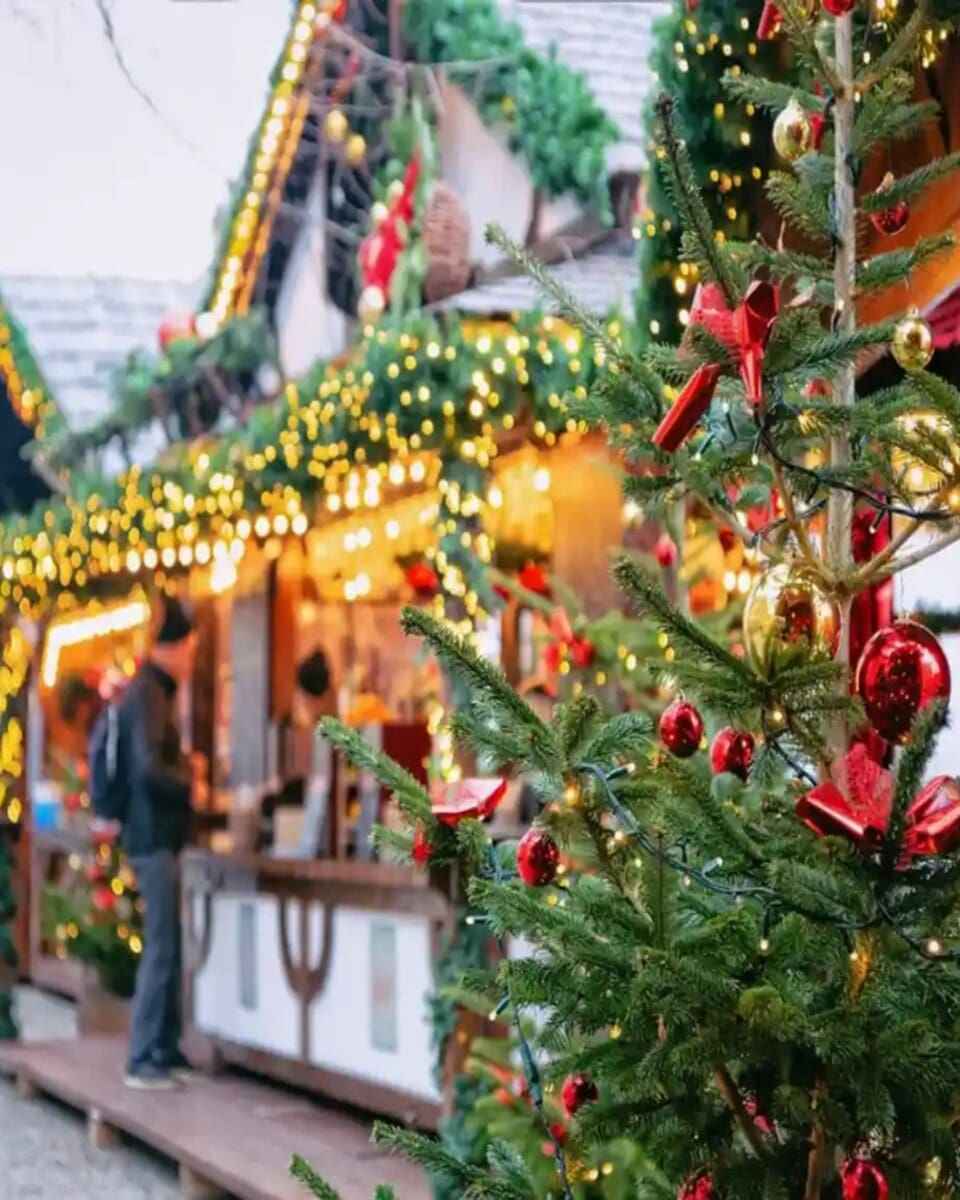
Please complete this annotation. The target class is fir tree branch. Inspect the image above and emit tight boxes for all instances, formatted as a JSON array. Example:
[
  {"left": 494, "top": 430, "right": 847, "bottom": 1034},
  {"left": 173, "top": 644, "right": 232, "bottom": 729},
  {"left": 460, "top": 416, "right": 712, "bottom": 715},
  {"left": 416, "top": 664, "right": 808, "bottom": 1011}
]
[
  {"left": 653, "top": 94, "right": 742, "bottom": 307},
  {"left": 714, "top": 1062, "right": 773, "bottom": 1160},
  {"left": 319, "top": 718, "right": 432, "bottom": 820},
  {"left": 856, "top": 4, "right": 926, "bottom": 91},
  {"left": 290, "top": 1155, "right": 340, "bottom": 1200}
]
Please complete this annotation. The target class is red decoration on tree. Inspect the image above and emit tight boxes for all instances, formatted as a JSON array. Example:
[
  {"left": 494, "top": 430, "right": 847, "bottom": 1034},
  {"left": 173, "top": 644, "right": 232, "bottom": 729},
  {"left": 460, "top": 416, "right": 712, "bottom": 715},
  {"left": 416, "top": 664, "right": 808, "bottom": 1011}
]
[
  {"left": 679, "top": 1170, "right": 717, "bottom": 1200},
  {"left": 757, "top": 1, "right": 782, "bottom": 39},
  {"left": 808, "top": 83, "right": 829, "bottom": 153},
  {"left": 517, "top": 827, "right": 560, "bottom": 886},
  {"left": 744, "top": 1095, "right": 774, "bottom": 1135},
  {"left": 855, "top": 620, "right": 950, "bottom": 744},
  {"left": 718, "top": 527, "right": 736, "bottom": 553},
  {"left": 560, "top": 1072, "right": 599, "bottom": 1116},
  {"left": 659, "top": 700, "right": 704, "bottom": 758},
  {"left": 158, "top": 312, "right": 196, "bottom": 352},
  {"left": 902, "top": 775, "right": 960, "bottom": 857},
  {"left": 840, "top": 1157, "right": 889, "bottom": 1200},
  {"left": 652, "top": 363, "right": 722, "bottom": 452},
  {"left": 357, "top": 152, "right": 421, "bottom": 308},
  {"left": 823, "top": 0, "right": 857, "bottom": 14},
  {"left": 733, "top": 281, "right": 780, "bottom": 408},
  {"left": 91, "top": 885, "right": 116, "bottom": 912},
  {"left": 84, "top": 864, "right": 105, "bottom": 884},
  {"left": 569, "top": 637, "right": 596, "bottom": 670},
  {"left": 869, "top": 173, "right": 909, "bottom": 237},
  {"left": 655, "top": 534, "right": 678, "bottom": 568},
  {"left": 411, "top": 827, "right": 433, "bottom": 867},
  {"left": 430, "top": 778, "right": 507, "bottom": 826},
  {"left": 710, "top": 729, "right": 755, "bottom": 781},
  {"left": 406, "top": 560, "right": 439, "bottom": 599},
  {"left": 849, "top": 505, "right": 893, "bottom": 673},
  {"left": 519, "top": 562, "right": 549, "bottom": 595}
]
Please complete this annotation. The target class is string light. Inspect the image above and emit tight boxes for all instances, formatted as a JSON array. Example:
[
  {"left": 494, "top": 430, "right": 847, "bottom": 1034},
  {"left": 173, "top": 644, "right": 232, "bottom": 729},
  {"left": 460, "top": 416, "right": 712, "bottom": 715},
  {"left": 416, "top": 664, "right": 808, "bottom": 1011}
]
[{"left": 41, "top": 599, "right": 150, "bottom": 688}]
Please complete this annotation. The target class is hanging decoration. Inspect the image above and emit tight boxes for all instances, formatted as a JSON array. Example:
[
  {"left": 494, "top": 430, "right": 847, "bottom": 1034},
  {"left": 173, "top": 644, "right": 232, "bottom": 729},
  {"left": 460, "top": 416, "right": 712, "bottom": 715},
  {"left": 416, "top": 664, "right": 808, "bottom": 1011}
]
[
  {"left": 757, "top": 2, "right": 782, "bottom": 39},
  {"left": 891, "top": 309, "right": 934, "bottom": 372},
  {"left": 560, "top": 1072, "right": 599, "bottom": 1116},
  {"left": 679, "top": 1172, "right": 718, "bottom": 1200},
  {"left": 651, "top": 364, "right": 722, "bottom": 453},
  {"left": 849, "top": 506, "right": 894, "bottom": 671},
  {"left": 655, "top": 534, "right": 678, "bottom": 568},
  {"left": 516, "top": 827, "right": 560, "bottom": 886},
  {"left": 855, "top": 620, "right": 950, "bottom": 744},
  {"left": 430, "top": 777, "right": 507, "bottom": 825},
  {"left": 659, "top": 699, "right": 704, "bottom": 758},
  {"left": 773, "top": 97, "right": 814, "bottom": 162},
  {"left": 840, "top": 1157, "right": 889, "bottom": 1200},
  {"left": 406, "top": 560, "right": 440, "bottom": 599},
  {"left": 868, "top": 172, "right": 910, "bottom": 236},
  {"left": 357, "top": 151, "right": 422, "bottom": 324},
  {"left": 823, "top": 0, "right": 857, "bottom": 14},
  {"left": 742, "top": 563, "right": 841, "bottom": 676},
  {"left": 518, "top": 562, "right": 550, "bottom": 596},
  {"left": 709, "top": 729, "right": 755, "bottom": 781},
  {"left": 411, "top": 827, "right": 433, "bottom": 866}
]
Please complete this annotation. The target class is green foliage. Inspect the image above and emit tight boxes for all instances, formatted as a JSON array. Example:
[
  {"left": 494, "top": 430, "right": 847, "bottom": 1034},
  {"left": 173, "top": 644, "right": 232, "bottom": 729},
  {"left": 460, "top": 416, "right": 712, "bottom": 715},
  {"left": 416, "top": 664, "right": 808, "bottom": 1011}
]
[
  {"left": 403, "top": 0, "right": 618, "bottom": 210},
  {"left": 0, "top": 291, "right": 65, "bottom": 445}
]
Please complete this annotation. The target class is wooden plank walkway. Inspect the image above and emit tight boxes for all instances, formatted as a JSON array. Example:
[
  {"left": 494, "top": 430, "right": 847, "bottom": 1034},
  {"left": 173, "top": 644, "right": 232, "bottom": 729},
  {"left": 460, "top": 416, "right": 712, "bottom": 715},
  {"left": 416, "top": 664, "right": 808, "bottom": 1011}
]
[{"left": 0, "top": 1037, "right": 431, "bottom": 1200}]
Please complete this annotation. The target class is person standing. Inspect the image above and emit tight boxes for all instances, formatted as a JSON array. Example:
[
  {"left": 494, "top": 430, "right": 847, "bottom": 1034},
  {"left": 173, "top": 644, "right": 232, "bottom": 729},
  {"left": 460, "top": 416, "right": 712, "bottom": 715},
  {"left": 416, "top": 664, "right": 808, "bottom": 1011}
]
[{"left": 120, "top": 597, "right": 203, "bottom": 1090}]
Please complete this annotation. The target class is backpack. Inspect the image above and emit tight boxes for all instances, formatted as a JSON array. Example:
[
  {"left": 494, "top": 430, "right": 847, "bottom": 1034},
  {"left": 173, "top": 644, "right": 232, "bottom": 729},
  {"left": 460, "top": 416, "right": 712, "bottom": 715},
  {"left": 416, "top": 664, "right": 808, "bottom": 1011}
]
[{"left": 88, "top": 703, "right": 130, "bottom": 822}]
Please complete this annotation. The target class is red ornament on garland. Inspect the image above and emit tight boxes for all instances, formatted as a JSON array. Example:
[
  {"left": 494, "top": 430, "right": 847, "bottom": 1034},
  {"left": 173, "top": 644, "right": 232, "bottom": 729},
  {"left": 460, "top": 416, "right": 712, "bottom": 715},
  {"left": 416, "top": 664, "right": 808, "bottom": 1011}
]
[
  {"left": 519, "top": 562, "right": 549, "bottom": 596},
  {"left": 541, "top": 1122, "right": 569, "bottom": 1155},
  {"left": 158, "top": 312, "right": 196, "bottom": 352},
  {"left": 659, "top": 700, "right": 704, "bottom": 758},
  {"left": 560, "top": 1072, "right": 599, "bottom": 1116},
  {"left": 855, "top": 620, "right": 950, "bottom": 745},
  {"left": 92, "top": 885, "right": 116, "bottom": 912},
  {"left": 823, "top": 0, "right": 857, "bottom": 14},
  {"left": 517, "top": 827, "right": 560, "bottom": 886},
  {"left": 655, "top": 534, "right": 678, "bottom": 568},
  {"left": 840, "top": 1157, "right": 888, "bottom": 1200},
  {"left": 406, "top": 560, "right": 439, "bottom": 599},
  {"left": 868, "top": 173, "right": 909, "bottom": 237},
  {"left": 679, "top": 1170, "right": 718, "bottom": 1200},
  {"left": 411, "top": 827, "right": 433, "bottom": 867},
  {"left": 710, "top": 729, "right": 755, "bottom": 781}
]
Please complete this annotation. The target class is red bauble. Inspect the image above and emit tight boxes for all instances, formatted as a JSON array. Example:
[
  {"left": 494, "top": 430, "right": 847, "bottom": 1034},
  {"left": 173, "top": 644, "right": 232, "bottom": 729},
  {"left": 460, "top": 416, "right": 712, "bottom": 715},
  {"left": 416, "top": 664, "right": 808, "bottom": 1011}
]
[
  {"left": 519, "top": 562, "right": 549, "bottom": 595},
  {"left": 560, "top": 1072, "right": 598, "bottom": 1116},
  {"left": 659, "top": 700, "right": 704, "bottom": 758},
  {"left": 406, "top": 561, "right": 439, "bottom": 598},
  {"left": 710, "top": 729, "right": 755, "bottom": 781},
  {"left": 516, "top": 828, "right": 560, "bottom": 886},
  {"left": 92, "top": 886, "right": 116, "bottom": 912},
  {"left": 158, "top": 312, "right": 196, "bottom": 351},
  {"left": 679, "top": 1170, "right": 717, "bottom": 1200},
  {"left": 655, "top": 534, "right": 678, "bottom": 568},
  {"left": 411, "top": 827, "right": 432, "bottom": 867},
  {"left": 840, "top": 1158, "right": 888, "bottom": 1200},
  {"left": 541, "top": 1122, "right": 569, "bottom": 1154},
  {"left": 856, "top": 621, "right": 951, "bottom": 745},
  {"left": 823, "top": 0, "right": 856, "bottom": 13},
  {"left": 869, "top": 174, "right": 909, "bottom": 236},
  {"left": 718, "top": 528, "right": 736, "bottom": 553},
  {"left": 569, "top": 636, "right": 596, "bottom": 669}
]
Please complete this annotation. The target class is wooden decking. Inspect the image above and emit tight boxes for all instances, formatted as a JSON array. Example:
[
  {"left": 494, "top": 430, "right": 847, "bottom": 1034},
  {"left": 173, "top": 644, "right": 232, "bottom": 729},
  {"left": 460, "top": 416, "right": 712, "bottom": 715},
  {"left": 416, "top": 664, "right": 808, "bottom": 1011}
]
[{"left": 0, "top": 1036, "right": 431, "bottom": 1200}]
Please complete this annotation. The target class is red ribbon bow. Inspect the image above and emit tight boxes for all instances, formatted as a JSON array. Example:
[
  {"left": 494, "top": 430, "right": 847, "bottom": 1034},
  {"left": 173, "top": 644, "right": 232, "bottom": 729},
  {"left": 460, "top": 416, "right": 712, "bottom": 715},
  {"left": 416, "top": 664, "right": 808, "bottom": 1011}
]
[
  {"left": 796, "top": 745, "right": 960, "bottom": 859},
  {"left": 430, "top": 778, "right": 507, "bottom": 826}
]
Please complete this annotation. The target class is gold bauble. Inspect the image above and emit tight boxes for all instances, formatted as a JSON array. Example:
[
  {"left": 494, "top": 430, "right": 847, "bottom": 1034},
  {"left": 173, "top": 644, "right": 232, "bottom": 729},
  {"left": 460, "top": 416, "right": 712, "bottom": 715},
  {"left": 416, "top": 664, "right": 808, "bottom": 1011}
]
[
  {"left": 772, "top": 97, "right": 813, "bottom": 163},
  {"left": 370, "top": 201, "right": 389, "bottom": 227},
  {"left": 891, "top": 308, "right": 934, "bottom": 373},
  {"left": 346, "top": 133, "right": 367, "bottom": 166},
  {"left": 323, "top": 107, "right": 348, "bottom": 144},
  {"left": 386, "top": 178, "right": 405, "bottom": 205},
  {"left": 357, "top": 284, "right": 385, "bottom": 326},
  {"left": 742, "top": 563, "right": 841, "bottom": 677}
]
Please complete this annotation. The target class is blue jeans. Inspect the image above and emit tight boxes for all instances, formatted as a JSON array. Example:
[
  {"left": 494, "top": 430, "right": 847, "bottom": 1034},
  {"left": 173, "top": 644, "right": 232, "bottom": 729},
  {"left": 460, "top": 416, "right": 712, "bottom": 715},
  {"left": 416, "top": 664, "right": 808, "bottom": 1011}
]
[{"left": 127, "top": 850, "right": 181, "bottom": 1073}]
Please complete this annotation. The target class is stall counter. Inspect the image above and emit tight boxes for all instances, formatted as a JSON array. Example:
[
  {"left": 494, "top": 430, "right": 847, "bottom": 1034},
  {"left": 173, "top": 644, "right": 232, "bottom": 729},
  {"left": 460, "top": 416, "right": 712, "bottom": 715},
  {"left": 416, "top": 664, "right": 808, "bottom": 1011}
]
[{"left": 181, "top": 849, "right": 453, "bottom": 1128}]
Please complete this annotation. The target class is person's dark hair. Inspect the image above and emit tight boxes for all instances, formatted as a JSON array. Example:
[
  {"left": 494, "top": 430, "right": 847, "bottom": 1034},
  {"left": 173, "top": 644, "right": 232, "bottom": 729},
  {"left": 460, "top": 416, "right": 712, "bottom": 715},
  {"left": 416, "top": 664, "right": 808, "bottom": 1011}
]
[
  {"left": 296, "top": 649, "right": 331, "bottom": 699},
  {"left": 156, "top": 596, "right": 194, "bottom": 645}
]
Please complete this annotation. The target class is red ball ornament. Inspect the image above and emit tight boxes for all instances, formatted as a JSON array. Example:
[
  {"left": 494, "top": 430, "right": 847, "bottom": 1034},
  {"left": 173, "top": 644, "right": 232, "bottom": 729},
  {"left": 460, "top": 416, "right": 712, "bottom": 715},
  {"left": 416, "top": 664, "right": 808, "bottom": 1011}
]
[
  {"left": 869, "top": 173, "right": 909, "bottom": 237},
  {"left": 92, "top": 885, "right": 116, "bottom": 912},
  {"left": 541, "top": 1122, "right": 569, "bottom": 1155},
  {"left": 856, "top": 621, "right": 951, "bottom": 745},
  {"left": 519, "top": 562, "right": 549, "bottom": 596},
  {"left": 718, "top": 528, "right": 736, "bottom": 553},
  {"left": 655, "top": 534, "right": 678, "bottom": 568},
  {"left": 659, "top": 700, "right": 704, "bottom": 758},
  {"left": 569, "top": 636, "right": 596, "bottom": 670},
  {"left": 710, "top": 728, "right": 755, "bottom": 781},
  {"left": 516, "top": 827, "right": 560, "bottom": 887},
  {"left": 411, "top": 827, "right": 432, "bottom": 867},
  {"left": 840, "top": 1157, "right": 888, "bottom": 1200},
  {"left": 823, "top": 0, "right": 856, "bottom": 13},
  {"left": 560, "top": 1072, "right": 598, "bottom": 1116},
  {"left": 679, "top": 1170, "right": 717, "bottom": 1200},
  {"left": 406, "top": 561, "right": 439, "bottom": 599}
]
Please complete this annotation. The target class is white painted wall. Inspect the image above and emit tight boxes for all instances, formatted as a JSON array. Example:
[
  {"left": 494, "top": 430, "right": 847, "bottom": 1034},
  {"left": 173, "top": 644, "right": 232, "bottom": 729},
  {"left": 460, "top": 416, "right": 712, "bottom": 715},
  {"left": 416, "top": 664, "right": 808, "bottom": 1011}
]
[
  {"left": 193, "top": 891, "right": 440, "bottom": 1102},
  {"left": 274, "top": 174, "right": 350, "bottom": 377}
]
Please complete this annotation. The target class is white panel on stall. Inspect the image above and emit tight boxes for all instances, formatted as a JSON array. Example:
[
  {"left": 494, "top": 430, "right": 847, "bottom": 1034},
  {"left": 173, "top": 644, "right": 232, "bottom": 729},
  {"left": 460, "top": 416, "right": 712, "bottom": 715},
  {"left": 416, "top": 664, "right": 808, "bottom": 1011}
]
[{"left": 370, "top": 922, "right": 398, "bottom": 1052}]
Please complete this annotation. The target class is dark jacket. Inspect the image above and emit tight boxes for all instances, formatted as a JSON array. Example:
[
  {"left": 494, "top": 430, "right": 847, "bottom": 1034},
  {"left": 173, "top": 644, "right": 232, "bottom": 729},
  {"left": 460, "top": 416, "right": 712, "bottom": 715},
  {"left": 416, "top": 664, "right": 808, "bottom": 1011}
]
[{"left": 119, "top": 662, "right": 192, "bottom": 856}]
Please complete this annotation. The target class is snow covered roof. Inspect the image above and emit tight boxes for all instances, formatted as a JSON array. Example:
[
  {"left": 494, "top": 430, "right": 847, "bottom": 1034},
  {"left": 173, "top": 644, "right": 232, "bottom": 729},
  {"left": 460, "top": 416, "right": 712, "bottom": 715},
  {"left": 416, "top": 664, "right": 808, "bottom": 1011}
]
[{"left": 0, "top": 275, "right": 197, "bottom": 432}]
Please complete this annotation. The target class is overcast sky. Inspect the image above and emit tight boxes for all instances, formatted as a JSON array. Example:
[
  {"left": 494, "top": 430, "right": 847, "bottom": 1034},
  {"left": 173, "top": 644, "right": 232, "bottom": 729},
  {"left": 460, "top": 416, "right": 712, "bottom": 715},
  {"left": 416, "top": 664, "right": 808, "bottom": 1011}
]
[{"left": 0, "top": 0, "right": 291, "bottom": 282}]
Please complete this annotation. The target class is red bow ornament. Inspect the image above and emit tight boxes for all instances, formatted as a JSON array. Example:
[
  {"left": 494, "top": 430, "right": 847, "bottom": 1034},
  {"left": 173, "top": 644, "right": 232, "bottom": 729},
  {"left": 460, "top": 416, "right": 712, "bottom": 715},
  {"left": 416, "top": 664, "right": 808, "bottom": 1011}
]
[
  {"left": 430, "top": 778, "right": 507, "bottom": 826},
  {"left": 757, "top": 2, "right": 782, "bottom": 38},
  {"left": 541, "top": 607, "right": 597, "bottom": 694},
  {"left": 797, "top": 745, "right": 960, "bottom": 859},
  {"left": 652, "top": 280, "right": 779, "bottom": 453}
]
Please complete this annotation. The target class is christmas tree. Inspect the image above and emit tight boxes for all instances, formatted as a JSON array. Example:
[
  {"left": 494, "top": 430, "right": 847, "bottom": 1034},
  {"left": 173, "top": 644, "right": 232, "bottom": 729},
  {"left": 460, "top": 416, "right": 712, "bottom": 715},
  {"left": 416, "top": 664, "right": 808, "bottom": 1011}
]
[{"left": 299, "top": 4, "right": 960, "bottom": 1198}]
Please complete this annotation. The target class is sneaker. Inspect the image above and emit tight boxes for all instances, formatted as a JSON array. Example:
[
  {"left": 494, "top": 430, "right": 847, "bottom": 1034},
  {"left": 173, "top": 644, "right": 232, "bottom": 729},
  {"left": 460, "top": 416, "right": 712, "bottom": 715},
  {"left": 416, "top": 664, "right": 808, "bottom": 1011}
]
[
  {"left": 165, "top": 1055, "right": 201, "bottom": 1084},
  {"left": 124, "top": 1065, "right": 179, "bottom": 1091}
]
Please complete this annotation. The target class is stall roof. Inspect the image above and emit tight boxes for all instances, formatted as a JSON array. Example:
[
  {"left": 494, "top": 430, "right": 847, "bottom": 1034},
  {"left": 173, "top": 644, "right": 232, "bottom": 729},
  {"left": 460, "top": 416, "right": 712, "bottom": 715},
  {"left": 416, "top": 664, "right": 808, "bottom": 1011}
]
[
  {"left": 434, "top": 240, "right": 638, "bottom": 318},
  {"left": 1, "top": 274, "right": 197, "bottom": 433}
]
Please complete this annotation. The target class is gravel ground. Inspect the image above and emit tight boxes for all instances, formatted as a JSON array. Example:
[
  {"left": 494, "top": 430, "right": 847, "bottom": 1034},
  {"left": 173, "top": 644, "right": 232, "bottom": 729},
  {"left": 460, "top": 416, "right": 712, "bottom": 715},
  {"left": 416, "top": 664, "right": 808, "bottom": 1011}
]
[{"left": 0, "top": 987, "right": 179, "bottom": 1200}]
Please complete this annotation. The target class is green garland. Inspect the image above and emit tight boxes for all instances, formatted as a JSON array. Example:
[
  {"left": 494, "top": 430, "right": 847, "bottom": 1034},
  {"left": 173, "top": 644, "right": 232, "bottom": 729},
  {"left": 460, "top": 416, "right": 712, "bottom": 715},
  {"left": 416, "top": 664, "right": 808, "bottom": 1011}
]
[
  {"left": 402, "top": 0, "right": 619, "bottom": 211},
  {"left": 0, "top": 291, "right": 65, "bottom": 445},
  {"left": 635, "top": 0, "right": 776, "bottom": 344},
  {"left": 0, "top": 308, "right": 600, "bottom": 612}
]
